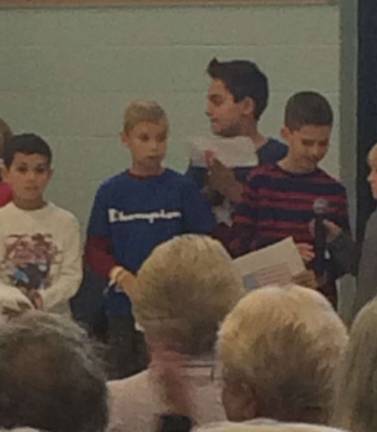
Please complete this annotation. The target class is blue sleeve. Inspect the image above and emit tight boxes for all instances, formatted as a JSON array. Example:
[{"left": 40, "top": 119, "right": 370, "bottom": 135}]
[
  {"left": 181, "top": 178, "right": 216, "bottom": 234},
  {"left": 87, "top": 186, "right": 111, "bottom": 238},
  {"left": 185, "top": 164, "right": 207, "bottom": 191}
]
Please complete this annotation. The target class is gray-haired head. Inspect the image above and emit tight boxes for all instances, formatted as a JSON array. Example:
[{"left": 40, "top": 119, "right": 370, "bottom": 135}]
[
  {"left": 217, "top": 284, "right": 348, "bottom": 424},
  {"left": 332, "top": 297, "right": 377, "bottom": 432},
  {"left": 134, "top": 234, "right": 245, "bottom": 355},
  {"left": 0, "top": 311, "right": 108, "bottom": 432}
]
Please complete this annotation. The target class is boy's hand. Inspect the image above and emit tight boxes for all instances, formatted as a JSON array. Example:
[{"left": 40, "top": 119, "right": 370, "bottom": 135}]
[
  {"left": 207, "top": 158, "right": 243, "bottom": 203},
  {"left": 309, "top": 219, "right": 343, "bottom": 243},
  {"left": 292, "top": 269, "right": 318, "bottom": 290},
  {"left": 113, "top": 267, "right": 138, "bottom": 300},
  {"left": 296, "top": 242, "right": 315, "bottom": 263},
  {"left": 28, "top": 290, "right": 44, "bottom": 310}
]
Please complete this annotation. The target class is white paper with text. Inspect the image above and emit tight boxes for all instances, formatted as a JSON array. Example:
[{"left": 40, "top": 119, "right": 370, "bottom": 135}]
[{"left": 233, "top": 237, "right": 305, "bottom": 290}]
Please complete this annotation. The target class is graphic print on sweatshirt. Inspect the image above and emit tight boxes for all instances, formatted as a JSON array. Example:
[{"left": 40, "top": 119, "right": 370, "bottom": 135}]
[{"left": 1, "top": 233, "right": 62, "bottom": 291}]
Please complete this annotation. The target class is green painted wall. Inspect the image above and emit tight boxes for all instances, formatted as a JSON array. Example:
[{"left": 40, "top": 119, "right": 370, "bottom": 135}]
[{"left": 0, "top": 4, "right": 339, "bottom": 228}]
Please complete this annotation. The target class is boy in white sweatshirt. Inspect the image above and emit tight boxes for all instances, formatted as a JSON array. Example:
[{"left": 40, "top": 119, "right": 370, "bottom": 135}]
[{"left": 0, "top": 133, "right": 82, "bottom": 316}]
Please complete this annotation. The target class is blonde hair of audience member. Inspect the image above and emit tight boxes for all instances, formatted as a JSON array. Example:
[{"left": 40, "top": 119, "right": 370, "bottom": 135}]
[
  {"left": 134, "top": 234, "right": 245, "bottom": 355},
  {"left": 195, "top": 420, "right": 346, "bottom": 432},
  {"left": 122, "top": 100, "right": 168, "bottom": 134},
  {"left": 217, "top": 285, "right": 348, "bottom": 424},
  {"left": 332, "top": 298, "right": 377, "bottom": 432}
]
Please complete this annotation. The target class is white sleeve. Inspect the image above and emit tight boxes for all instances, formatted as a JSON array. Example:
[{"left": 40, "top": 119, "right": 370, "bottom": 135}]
[
  {"left": 0, "top": 282, "right": 33, "bottom": 311},
  {"left": 40, "top": 216, "right": 83, "bottom": 311}
]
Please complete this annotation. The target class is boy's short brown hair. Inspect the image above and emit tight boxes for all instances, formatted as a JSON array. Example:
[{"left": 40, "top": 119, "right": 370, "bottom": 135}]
[
  {"left": 123, "top": 100, "right": 168, "bottom": 133},
  {"left": 284, "top": 91, "right": 333, "bottom": 131}
]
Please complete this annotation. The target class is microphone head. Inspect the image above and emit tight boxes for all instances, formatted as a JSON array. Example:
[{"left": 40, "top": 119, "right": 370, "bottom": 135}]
[{"left": 313, "top": 198, "right": 329, "bottom": 215}]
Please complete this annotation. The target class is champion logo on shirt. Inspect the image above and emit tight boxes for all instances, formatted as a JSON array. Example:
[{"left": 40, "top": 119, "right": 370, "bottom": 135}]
[{"left": 108, "top": 208, "right": 182, "bottom": 224}]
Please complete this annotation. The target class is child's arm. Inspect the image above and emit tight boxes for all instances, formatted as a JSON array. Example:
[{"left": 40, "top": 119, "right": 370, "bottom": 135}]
[
  {"left": 85, "top": 185, "right": 136, "bottom": 296},
  {"left": 225, "top": 176, "right": 259, "bottom": 257},
  {"left": 39, "top": 216, "right": 82, "bottom": 311},
  {"left": 0, "top": 282, "right": 33, "bottom": 315},
  {"left": 181, "top": 178, "right": 216, "bottom": 234}
]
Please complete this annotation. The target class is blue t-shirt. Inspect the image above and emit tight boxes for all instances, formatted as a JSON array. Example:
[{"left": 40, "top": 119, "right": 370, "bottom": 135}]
[{"left": 87, "top": 168, "right": 215, "bottom": 315}]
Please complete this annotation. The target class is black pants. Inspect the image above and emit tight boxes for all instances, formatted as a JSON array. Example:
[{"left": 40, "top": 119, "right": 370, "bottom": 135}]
[{"left": 106, "top": 314, "right": 149, "bottom": 380}]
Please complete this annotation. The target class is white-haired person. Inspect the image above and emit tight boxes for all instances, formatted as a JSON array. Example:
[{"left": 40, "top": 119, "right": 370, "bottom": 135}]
[
  {"left": 217, "top": 284, "right": 348, "bottom": 425},
  {"left": 107, "top": 234, "right": 246, "bottom": 432},
  {"left": 0, "top": 311, "right": 108, "bottom": 432},
  {"left": 195, "top": 420, "right": 346, "bottom": 432},
  {"left": 332, "top": 297, "right": 377, "bottom": 432}
]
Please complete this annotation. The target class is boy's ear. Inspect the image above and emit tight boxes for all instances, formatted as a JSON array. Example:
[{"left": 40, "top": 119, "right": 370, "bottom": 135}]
[
  {"left": 281, "top": 126, "right": 292, "bottom": 142},
  {"left": 120, "top": 131, "right": 129, "bottom": 148},
  {"left": 1, "top": 166, "right": 9, "bottom": 182},
  {"left": 240, "top": 97, "right": 255, "bottom": 117}
]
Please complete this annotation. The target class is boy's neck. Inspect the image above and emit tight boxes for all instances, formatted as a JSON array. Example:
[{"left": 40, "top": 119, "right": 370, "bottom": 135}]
[
  {"left": 278, "top": 157, "right": 318, "bottom": 174},
  {"left": 129, "top": 166, "right": 164, "bottom": 178},
  {"left": 12, "top": 197, "right": 47, "bottom": 211},
  {"left": 240, "top": 121, "right": 267, "bottom": 150}
]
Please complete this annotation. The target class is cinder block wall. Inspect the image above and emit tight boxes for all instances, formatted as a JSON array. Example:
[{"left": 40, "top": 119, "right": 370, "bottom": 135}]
[{"left": 0, "top": 4, "right": 339, "bottom": 228}]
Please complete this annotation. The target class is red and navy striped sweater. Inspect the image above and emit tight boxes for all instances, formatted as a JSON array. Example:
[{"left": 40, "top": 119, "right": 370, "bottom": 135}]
[{"left": 230, "top": 163, "right": 350, "bottom": 258}]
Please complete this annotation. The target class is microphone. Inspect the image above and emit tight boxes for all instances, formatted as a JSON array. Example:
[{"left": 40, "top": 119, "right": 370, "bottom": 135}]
[{"left": 312, "top": 198, "right": 328, "bottom": 277}]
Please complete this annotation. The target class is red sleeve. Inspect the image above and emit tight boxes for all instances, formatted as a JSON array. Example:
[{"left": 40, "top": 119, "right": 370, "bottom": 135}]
[
  {"left": 0, "top": 182, "right": 12, "bottom": 207},
  {"left": 84, "top": 236, "right": 118, "bottom": 279}
]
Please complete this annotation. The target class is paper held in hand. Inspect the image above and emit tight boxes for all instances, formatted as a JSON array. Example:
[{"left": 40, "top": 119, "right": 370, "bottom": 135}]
[
  {"left": 233, "top": 237, "right": 306, "bottom": 290},
  {"left": 189, "top": 136, "right": 258, "bottom": 168}
]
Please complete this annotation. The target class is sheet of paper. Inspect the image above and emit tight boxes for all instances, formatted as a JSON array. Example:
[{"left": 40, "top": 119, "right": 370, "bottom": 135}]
[
  {"left": 233, "top": 237, "right": 305, "bottom": 290},
  {"left": 189, "top": 136, "right": 259, "bottom": 168}
]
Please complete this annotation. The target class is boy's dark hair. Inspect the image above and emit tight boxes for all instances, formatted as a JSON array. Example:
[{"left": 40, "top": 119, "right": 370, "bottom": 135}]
[
  {"left": 207, "top": 57, "right": 268, "bottom": 120},
  {"left": 284, "top": 91, "right": 333, "bottom": 131},
  {"left": 3, "top": 133, "right": 52, "bottom": 168}
]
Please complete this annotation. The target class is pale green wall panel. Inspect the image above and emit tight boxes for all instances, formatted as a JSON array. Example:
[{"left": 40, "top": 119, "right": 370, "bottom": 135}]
[{"left": 0, "top": 4, "right": 340, "bottom": 227}]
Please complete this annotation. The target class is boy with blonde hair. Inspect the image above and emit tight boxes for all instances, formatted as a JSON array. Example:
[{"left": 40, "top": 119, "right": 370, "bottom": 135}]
[{"left": 85, "top": 100, "right": 215, "bottom": 378}]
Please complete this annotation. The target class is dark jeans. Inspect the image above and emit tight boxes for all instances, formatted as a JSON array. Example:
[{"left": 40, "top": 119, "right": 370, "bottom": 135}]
[{"left": 106, "top": 314, "right": 149, "bottom": 380}]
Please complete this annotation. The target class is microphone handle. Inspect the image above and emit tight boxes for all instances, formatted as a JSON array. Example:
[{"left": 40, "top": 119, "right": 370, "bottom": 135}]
[{"left": 313, "top": 215, "right": 327, "bottom": 276}]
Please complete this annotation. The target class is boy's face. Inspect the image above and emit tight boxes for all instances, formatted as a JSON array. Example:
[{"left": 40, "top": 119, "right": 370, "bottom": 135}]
[
  {"left": 206, "top": 79, "right": 251, "bottom": 137},
  {"left": 122, "top": 120, "right": 167, "bottom": 176},
  {"left": 281, "top": 124, "right": 331, "bottom": 173},
  {"left": 367, "top": 153, "right": 377, "bottom": 199},
  {"left": 3, "top": 152, "right": 52, "bottom": 209}
]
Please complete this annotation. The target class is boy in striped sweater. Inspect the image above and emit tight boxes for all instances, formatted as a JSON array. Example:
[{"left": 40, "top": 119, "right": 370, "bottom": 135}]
[{"left": 230, "top": 91, "right": 350, "bottom": 306}]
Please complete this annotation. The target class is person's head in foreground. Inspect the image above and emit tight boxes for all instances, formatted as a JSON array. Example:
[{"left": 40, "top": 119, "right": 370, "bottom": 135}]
[
  {"left": 332, "top": 297, "right": 377, "bottom": 432},
  {"left": 217, "top": 284, "right": 348, "bottom": 424},
  {"left": 195, "top": 419, "right": 346, "bottom": 432},
  {"left": 134, "top": 234, "right": 246, "bottom": 356},
  {"left": 0, "top": 311, "right": 108, "bottom": 432}
]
